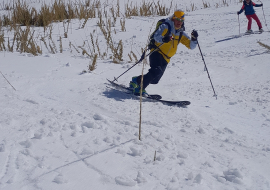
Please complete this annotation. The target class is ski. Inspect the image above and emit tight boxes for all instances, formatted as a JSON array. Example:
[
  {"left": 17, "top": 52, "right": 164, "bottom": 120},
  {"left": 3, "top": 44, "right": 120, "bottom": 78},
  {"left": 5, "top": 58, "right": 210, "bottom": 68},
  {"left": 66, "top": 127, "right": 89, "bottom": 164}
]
[
  {"left": 215, "top": 30, "right": 266, "bottom": 43},
  {"left": 107, "top": 79, "right": 190, "bottom": 106},
  {"left": 107, "top": 79, "right": 162, "bottom": 100}
]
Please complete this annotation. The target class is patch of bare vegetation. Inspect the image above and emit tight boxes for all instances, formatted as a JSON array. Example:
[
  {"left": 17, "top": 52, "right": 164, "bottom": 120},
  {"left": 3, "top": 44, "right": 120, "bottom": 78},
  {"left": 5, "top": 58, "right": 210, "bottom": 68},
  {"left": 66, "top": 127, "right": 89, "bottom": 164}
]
[{"left": 0, "top": 0, "right": 230, "bottom": 69}]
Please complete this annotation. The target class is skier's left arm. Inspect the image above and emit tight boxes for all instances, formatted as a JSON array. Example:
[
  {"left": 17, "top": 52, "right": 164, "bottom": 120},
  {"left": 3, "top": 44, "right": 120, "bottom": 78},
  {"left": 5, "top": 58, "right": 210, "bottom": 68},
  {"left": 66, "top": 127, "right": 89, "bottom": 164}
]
[
  {"left": 237, "top": 5, "right": 245, "bottom": 14},
  {"left": 254, "top": 2, "right": 263, "bottom": 7},
  {"left": 179, "top": 30, "right": 198, "bottom": 50}
]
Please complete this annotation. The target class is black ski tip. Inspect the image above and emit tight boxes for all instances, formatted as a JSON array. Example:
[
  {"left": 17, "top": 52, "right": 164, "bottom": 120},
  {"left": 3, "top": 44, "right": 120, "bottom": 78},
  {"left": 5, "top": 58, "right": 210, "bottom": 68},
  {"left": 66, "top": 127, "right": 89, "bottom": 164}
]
[{"left": 174, "top": 101, "right": 190, "bottom": 107}]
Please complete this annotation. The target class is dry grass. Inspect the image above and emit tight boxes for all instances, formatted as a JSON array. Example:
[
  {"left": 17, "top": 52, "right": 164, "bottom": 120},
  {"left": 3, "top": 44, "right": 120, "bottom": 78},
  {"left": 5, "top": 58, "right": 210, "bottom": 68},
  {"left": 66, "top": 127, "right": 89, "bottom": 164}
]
[
  {"left": 12, "top": 26, "right": 40, "bottom": 55},
  {"left": 59, "top": 36, "right": 63, "bottom": 53},
  {"left": 222, "top": 0, "right": 229, "bottom": 7},
  {"left": 0, "top": 32, "right": 5, "bottom": 51},
  {"left": 125, "top": 0, "right": 172, "bottom": 18},
  {"left": 0, "top": 0, "right": 176, "bottom": 59},
  {"left": 258, "top": 41, "right": 270, "bottom": 51},
  {"left": 1, "top": 0, "right": 97, "bottom": 27},
  {"left": 202, "top": 0, "right": 211, "bottom": 8},
  {"left": 89, "top": 54, "right": 98, "bottom": 71},
  {"left": 120, "top": 18, "right": 126, "bottom": 32},
  {"left": 97, "top": 9, "right": 123, "bottom": 63},
  {"left": 0, "top": 0, "right": 226, "bottom": 60},
  {"left": 191, "top": 3, "right": 197, "bottom": 11}
]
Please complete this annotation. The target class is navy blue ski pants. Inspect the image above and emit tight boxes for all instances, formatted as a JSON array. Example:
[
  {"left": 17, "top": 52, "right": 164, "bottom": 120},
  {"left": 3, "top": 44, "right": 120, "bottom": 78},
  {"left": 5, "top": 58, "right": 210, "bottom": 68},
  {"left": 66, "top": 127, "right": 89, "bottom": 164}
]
[{"left": 137, "top": 51, "right": 168, "bottom": 89}]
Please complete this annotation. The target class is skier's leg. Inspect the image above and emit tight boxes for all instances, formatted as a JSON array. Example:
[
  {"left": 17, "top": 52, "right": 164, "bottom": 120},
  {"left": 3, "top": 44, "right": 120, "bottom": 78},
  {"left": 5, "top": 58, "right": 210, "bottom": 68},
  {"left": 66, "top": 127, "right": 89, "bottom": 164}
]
[
  {"left": 246, "top": 15, "right": 252, "bottom": 30},
  {"left": 137, "top": 51, "right": 167, "bottom": 89},
  {"left": 252, "top": 14, "right": 262, "bottom": 29},
  {"left": 150, "top": 64, "right": 167, "bottom": 84}
]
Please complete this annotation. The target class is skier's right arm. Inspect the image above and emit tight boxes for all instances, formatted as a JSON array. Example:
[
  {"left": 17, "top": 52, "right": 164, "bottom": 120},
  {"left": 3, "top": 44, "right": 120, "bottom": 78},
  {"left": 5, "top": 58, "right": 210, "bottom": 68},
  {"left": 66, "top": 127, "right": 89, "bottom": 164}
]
[
  {"left": 237, "top": 5, "right": 245, "bottom": 14},
  {"left": 254, "top": 3, "right": 263, "bottom": 7},
  {"left": 153, "top": 24, "right": 170, "bottom": 43}
]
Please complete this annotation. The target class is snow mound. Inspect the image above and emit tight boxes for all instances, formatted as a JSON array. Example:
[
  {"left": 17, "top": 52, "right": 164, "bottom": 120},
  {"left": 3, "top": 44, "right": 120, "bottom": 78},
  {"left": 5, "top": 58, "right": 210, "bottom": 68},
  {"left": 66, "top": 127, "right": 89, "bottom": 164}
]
[{"left": 115, "top": 176, "right": 136, "bottom": 186}]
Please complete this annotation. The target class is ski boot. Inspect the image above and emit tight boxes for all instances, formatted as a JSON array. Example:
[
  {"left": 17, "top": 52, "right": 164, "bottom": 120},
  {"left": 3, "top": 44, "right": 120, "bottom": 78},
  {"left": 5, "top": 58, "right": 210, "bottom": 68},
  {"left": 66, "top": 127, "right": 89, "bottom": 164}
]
[
  {"left": 129, "top": 76, "right": 148, "bottom": 97},
  {"left": 129, "top": 76, "right": 139, "bottom": 89},
  {"left": 133, "top": 85, "right": 148, "bottom": 97},
  {"left": 245, "top": 29, "right": 253, "bottom": 34}
]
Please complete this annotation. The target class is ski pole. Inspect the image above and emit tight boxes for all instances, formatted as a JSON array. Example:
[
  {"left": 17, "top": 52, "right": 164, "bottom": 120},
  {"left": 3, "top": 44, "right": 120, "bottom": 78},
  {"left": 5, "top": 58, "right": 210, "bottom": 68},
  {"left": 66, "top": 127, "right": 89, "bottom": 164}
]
[
  {"left": 0, "top": 71, "right": 16, "bottom": 91},
  {"left": 238, "top": 14, "right": 240, "bottom": 35},
  {"left": 261, "top": 5, "right": 269, "bottom": 30},
  {"left": 258, "top": 0, "right": 269, "bottom": 30},
  {"left": 197, "top": 41, "right": 217, "bottom": 99},
  {"left": 112, "top": 43, "right": 164, "bottom": 82}
]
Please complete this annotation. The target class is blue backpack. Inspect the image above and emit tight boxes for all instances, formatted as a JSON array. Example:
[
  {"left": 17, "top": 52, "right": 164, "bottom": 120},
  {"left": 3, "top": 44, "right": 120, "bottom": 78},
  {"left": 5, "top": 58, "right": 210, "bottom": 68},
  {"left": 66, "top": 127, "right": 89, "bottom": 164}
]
[{"left": 148, "top": 19, "right": 185, "bottom": 49}]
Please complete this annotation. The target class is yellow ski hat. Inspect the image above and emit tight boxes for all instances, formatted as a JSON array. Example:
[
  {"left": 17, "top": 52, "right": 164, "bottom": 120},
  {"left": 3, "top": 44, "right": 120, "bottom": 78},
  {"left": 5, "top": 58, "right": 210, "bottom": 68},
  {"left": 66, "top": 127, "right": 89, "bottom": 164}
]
[{"left": 173, "top": 10, "right": 185, "bottom": 21}]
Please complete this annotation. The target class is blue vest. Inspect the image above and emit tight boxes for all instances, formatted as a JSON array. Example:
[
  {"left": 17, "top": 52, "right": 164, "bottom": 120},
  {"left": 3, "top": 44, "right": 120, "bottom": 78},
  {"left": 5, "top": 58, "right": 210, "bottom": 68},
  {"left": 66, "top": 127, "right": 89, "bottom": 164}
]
[{"left": 243, "top": 1, "right": 255, "bottom": 15}]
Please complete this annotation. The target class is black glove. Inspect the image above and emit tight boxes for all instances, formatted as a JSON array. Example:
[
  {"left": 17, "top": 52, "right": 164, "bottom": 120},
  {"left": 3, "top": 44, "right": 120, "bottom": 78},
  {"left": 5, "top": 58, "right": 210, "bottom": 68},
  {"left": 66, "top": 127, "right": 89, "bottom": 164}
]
[
  {"left": 191, "top": 30, "right": 198, "bottom": 41},
  {"left": 162, "top": 35, "right": 172, "bottom": 43},
  {"left": 237, "top": 11, "right": 240, "bottom": 15},
  {"left": 261, "top": 3, "right": 263, "bottom": 6}
]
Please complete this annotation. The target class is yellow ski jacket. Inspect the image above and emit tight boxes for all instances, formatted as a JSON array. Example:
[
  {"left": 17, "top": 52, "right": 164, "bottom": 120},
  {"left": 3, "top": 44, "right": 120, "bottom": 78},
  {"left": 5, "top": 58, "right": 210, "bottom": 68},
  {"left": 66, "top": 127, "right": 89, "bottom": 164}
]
[{"left": 152, "top": 18, "right": 197, "bottom": 63}]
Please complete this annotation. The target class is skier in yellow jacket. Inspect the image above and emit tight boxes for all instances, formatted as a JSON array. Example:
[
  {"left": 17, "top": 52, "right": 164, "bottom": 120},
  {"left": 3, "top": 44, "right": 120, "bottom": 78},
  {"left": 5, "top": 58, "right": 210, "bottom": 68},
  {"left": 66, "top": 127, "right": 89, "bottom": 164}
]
[{"left": 129, "top": 10, "right": 198, "bottom": 96}]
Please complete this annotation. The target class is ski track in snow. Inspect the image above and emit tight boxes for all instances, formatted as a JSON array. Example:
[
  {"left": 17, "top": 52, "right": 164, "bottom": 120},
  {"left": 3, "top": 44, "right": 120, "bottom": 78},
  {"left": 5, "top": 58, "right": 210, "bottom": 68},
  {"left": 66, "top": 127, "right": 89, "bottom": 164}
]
[{"left": 1, "top": 0, "right": 270, "bottom": 190}]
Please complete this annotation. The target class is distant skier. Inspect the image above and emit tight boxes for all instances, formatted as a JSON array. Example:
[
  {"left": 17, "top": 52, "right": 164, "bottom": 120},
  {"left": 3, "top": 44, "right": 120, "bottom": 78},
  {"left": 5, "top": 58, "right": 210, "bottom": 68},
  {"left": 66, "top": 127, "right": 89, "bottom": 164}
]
[
  {"left": 237, "top": 0, "right": 263, "bottom": 34},
  {"left": 129, "top": 10, "right": 198, "bottom": 96}
]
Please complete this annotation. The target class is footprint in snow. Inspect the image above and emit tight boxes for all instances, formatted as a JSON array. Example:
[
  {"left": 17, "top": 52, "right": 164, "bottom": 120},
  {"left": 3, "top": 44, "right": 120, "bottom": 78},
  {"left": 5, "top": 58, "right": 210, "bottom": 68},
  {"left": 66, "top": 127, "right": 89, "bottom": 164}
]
[
  {"left": 81, "top": 121, "right": 97, "bottom": 129},
  {"left": 19, "top": 140, "right": 32, "bottom": 148},
  {"left": 128, "top": 146, "right": 143, "bottom": 157},
  {"left": 93, "top": 113, "right": 104, "bottom": 120},
  {"left": 32, "top": 132, "right": 43, "bottom": 139},
  {"left": 24, "top": 99, "right": 39, "bottom": 104},
  {"left": 53, "top": 174, "right": 67, "bottom": 184},
  {"left": 177, "top": 152, "right": 188, "bottom": 159},
  {"left": 136, "top": 171, "right": 147, "bottom": 183},
  {"left": 0, "top": 144, "right": 5, "bottom": 152},
  {"left": 223, "top": 168, "right": 243, "bottom": 184},
  {"left": 115, "top": 176, "right": 136, "bottom": 186},
  {"left": 194, "top": 174, "right": 203, "bottom": 184}
]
